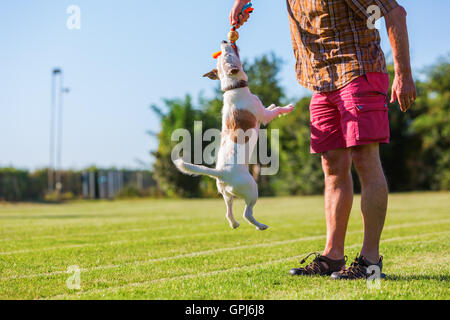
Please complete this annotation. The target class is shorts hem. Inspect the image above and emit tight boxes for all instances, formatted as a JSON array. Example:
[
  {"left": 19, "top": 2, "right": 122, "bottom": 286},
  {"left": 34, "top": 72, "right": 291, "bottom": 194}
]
[{"left": 311, "top": 139, "right": 390, "bottom": 154}]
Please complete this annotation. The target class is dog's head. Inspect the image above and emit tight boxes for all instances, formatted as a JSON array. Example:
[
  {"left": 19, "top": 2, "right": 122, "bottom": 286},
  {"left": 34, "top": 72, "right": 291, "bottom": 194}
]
[{"left": 203, "top": 41, "right": 247, "bottom": 89}]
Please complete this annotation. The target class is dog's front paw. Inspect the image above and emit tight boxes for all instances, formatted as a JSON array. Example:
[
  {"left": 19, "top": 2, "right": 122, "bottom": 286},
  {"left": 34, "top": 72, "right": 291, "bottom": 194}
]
[
  {"left": 256, "top": 224, "right": 269, "bottom": 231},
  {"left": 277, "top": 104, "right": 295, "bottom": 118},
  {"left": 282, "top": 104, "right": 295, "bottom": 114}
]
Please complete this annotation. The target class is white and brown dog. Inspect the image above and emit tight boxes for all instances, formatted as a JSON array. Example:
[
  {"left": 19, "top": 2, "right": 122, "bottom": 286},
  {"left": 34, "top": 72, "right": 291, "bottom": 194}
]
[{"left": 174, "top": 41, "right": 294, "bottom": 230}]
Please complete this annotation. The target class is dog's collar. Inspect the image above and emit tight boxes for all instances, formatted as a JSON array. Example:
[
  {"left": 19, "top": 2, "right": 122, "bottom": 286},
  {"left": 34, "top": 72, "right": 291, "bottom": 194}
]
[{"left": 222, "top": 80, "right": 248, "bottom": 92}]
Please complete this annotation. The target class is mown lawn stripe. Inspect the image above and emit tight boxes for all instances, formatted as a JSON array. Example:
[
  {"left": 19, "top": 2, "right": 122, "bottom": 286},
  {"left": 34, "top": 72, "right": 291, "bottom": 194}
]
[
  {"left": 1, "top": 218, "right": 448, "bottom": 256},
  {"left": 2, "top": 223, "right": 446, "bottom": 282},
  {"left": 47, "top": 233, "right": 447, "bottom": 299}
]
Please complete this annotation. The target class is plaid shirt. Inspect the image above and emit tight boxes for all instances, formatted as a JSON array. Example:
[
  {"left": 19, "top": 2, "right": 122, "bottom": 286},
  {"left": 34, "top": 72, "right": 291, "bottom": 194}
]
[{"left": 286, "top": 0, "right": 399, "bottom": 93}]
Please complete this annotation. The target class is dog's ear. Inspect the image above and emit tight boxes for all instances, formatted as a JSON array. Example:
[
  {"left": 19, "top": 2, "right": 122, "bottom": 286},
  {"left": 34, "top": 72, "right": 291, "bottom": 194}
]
[{"left": 203, "top": 69, "right": 219, "bottom": 80}]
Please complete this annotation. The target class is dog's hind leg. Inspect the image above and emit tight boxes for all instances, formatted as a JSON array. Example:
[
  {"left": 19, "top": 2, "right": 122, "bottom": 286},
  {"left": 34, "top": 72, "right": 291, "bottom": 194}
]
[
  {"left": 243, "top": 200, "right": 268, "bottom": 230},
  {"left": 242, "top": 183, "right": 268, "bottom": 231},
  {"left": 223, "top": 192, "right": 239, "bottom": 229}
]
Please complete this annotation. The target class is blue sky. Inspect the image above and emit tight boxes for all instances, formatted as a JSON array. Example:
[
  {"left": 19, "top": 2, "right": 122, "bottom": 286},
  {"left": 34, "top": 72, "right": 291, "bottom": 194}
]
[{"left": 1, "top": 0, "right": 449, "bottom": 170}]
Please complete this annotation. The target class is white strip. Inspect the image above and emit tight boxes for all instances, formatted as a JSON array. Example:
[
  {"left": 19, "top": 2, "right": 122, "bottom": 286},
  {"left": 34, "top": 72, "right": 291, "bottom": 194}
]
[
  {"left": 47, "top": 233, "right": 447, "bottom": 299},
  {"left": 0, "top": 234, "right": 326, "bottom": 280},
  {"left": 0, "top": 221, "right": 221, "bottom": 242},
  {"left": 2, "top": 222, "right": 448, "bottom": 282},
  {"left": 47, "top": 243, "right": 364, "bottom": 300},
  {"left": 2, "top": 216, "right": 449, "bottom": 243},
  {"left": 1, "top": 218, "right": 448, "bottom": 256},
  {"left": 0, "top": 230, "right": 230, "bottom": 256}
]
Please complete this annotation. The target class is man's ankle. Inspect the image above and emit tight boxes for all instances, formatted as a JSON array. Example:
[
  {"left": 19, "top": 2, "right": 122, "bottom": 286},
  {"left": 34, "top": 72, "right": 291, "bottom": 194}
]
[
  {"left": 322, "top": 250, "right": 345, "bottom": 261},
  {"left": 359, "top": 251, "right": 380, "bottom": 264}
]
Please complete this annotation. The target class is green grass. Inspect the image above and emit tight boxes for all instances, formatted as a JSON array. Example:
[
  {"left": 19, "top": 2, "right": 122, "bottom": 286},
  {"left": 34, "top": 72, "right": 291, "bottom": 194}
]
[{"left": 0, "top": 192, "right": 449, "bottom": 300}]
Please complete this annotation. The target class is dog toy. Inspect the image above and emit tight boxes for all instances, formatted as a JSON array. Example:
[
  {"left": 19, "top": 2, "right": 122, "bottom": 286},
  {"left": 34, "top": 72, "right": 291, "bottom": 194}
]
[
  {"left": 227, "top": 30, "right": 240, "bottom": 43},
  {"left": 212, "top": 2, "right": 254, "bottom": 59},
  {"left": 229, "top": 2, "right": 254, "bottom": 43},
  {"left": 212, "top": 51, "right": 222, "bottom": 59}
]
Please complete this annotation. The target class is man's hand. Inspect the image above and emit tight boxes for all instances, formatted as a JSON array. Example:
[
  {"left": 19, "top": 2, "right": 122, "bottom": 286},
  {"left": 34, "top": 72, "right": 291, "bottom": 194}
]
[
  {"left": 230, "top": 0, "right": 251, "bottom": 29},
  {"left": 390, "top": 72, "right": 416, "bottom": 112},
  {"left": 385, "top": 6, "right": 416, "bottom": 112}
]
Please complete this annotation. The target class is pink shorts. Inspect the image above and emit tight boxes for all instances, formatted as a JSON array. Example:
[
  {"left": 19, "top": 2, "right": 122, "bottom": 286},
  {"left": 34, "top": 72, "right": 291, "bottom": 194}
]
[{"left": 310, "top": 72, "right": 390, "bottom": 154}]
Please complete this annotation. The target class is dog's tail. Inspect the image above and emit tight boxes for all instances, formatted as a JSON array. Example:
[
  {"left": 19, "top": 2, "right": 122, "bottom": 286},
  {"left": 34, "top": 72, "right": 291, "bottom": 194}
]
[{"left": 173, "top": 159, "right": 223, "bottom": 179}]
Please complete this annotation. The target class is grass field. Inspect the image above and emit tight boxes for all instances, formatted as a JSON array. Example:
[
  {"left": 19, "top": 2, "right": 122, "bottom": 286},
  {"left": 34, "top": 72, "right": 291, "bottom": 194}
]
[{"left": 0, "top": 192, "right": 449, "bottom": 300}]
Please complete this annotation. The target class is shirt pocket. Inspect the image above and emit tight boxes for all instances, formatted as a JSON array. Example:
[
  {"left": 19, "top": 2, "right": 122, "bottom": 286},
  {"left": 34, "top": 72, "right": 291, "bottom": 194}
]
[{"left": 353, "top": 103, "right": 389, "bottom": 141}]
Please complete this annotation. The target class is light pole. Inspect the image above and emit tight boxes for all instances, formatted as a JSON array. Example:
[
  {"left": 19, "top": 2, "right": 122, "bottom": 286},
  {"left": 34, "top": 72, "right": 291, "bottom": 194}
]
[
  {"left": 48, "top": 68, "right": 61, "bottom": 194},
  {"left": 48, "top": 68, "right": 69, "bottom": 198},
  {"left": 55, "top": 74, "right": 70, "bottom": 198}
]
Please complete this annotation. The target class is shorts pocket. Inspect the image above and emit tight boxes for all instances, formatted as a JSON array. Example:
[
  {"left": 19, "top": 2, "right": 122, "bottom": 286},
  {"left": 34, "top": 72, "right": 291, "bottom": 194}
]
[{"left": 354, "top": 103, "right": 389, "bottom": 141}]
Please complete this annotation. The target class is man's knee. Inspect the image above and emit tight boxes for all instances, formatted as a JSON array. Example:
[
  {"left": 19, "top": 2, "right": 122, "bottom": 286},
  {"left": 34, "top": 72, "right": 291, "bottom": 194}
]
[
  {"left": 321, "top": 148, "right": 352, "bottom": 178},
  {"left": 351, "top": 143, "right": 381, "bottom": 174}
]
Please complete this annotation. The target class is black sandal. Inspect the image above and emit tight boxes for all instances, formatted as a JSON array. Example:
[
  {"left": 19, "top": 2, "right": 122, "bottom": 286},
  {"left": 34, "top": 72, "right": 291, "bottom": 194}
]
[
  {"left": 330, "top": 254, "right": 385, "bottom": 280},
  {"left": 290, "top": 252, "right": 346, "bottom": 276}
]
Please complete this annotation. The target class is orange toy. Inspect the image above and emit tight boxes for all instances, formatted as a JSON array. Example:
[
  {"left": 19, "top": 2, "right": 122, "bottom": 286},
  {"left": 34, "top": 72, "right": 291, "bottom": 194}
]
[{"left": 212, "top": 51, "right": 222, "bottom": 59}]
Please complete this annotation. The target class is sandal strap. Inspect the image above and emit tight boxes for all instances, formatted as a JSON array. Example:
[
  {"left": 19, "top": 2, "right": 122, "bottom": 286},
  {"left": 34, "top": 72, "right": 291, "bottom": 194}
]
[{"left": 298, "top": 252, "right": 346, "bottom": 275}]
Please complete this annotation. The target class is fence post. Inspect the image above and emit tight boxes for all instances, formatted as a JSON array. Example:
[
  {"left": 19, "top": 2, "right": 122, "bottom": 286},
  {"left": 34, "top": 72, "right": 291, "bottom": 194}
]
[
  {"left": 99, "top": 171, "right": 107, "bottom": 199},
  {"left": 89, "top": 171, "right": 96, "bottom": 199},
  {"left": 137, "top": 172, "right": 143, "bottom": 191},
  {"left": 107, "top": 171, "right": 114, "bottom": 199},
  {"left": 82, "top": 171, "right": 89, "bottom": 199}
]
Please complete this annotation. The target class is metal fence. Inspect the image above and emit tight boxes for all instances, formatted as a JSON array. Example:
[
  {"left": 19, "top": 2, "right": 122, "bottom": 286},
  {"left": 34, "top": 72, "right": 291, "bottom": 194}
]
[
  {"left": 0, "top": 168, "right": 156, "bottom": 201},
  {"left": 81, "top": 170, "right": 155, "bottom": 199}
]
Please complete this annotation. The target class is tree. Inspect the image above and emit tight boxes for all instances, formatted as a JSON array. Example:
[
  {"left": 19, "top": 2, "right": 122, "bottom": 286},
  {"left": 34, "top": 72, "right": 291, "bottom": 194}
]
[
  {"left": 378, "top": 56, "right": 450, "bottom": 191},
  {"left": 150, "top": 96, "right": 202, "bottom": 197},
  {"left": 377, "top": 64, "right": 425, "bottom": 191},
  {"left": 244, "top": 53, "right": 285, "bottom": 107},
  {"left": 269, "top": 97, "right": 324, "bottom": 195},
  {"left": 410, "top": 55, "right": 450, "bottom": 190}
]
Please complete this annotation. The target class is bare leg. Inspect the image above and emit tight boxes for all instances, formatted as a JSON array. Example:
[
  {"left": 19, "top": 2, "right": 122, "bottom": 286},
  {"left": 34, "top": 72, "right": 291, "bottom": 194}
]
[
  {"left": 352, "top": 143, "right": 388, "bottom": 263},
  {"left": 223, "top": 193, "right": 239, "bottom": 229},
  {"left": 321, "top": 148, "right": 354, "bottom": 260}
]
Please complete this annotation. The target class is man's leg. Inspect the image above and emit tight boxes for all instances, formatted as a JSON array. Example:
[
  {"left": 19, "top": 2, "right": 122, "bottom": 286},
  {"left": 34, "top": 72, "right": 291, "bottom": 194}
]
[
  {"left": 321, "top": 148, "right": 353, "bottom": 260},
  {"left": 290, "top": 147, "right": 352, "bottom": 276},
  {"left": 351, "top": 143, "right": 388, "bottom": 263},
  {"left": 290, "top": 92, "right": 352, "bottom": 276}
]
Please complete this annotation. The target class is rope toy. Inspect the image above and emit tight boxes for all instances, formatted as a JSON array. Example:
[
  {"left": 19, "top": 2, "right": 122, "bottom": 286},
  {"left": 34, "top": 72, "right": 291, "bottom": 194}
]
[
  {"left": 212, "top": 2, "right": 254, "bottom": 59},
  {"left": 229, "top": 3, "right": 253, "bottom": 43}
]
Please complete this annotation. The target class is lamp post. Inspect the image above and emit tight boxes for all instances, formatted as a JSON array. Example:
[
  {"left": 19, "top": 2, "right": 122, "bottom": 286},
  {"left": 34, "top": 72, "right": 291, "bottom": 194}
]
[
  {"left": 48, "top": 68, "right": 69, "bottom": 198},
  {"left": 55, "top": 74, "right": 70, "bottom": 198},
  {"left": 48, "top": 68, "right": 61, "bottom": 194}
]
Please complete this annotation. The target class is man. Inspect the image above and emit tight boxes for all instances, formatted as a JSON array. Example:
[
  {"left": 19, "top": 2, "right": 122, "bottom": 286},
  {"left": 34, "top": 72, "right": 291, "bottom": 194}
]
[{"left": 230, "top": 0, "right": 416, "bottom": 279}]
